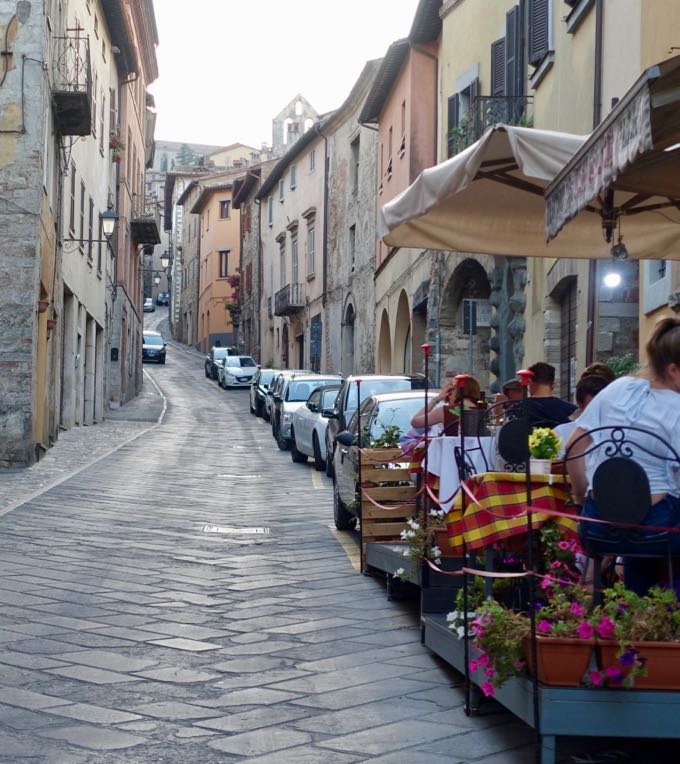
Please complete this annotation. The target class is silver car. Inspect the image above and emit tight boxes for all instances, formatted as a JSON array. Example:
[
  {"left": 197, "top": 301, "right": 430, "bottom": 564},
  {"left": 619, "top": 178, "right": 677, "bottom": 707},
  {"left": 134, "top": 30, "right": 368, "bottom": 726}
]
[
  {"left": 274, "top": 374, "right": 342, "bottom": 450},
  {"left": 218, "top": 355, "right": 259, "bottom": 388},
  {"left": 290, "top": 384, "right": 341, "bottom": 469}
]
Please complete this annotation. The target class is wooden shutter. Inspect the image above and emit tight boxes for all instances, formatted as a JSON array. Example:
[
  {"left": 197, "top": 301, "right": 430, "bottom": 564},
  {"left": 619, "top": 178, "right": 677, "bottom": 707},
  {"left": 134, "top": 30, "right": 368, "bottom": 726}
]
[
  {"left": 447, "top": 94, "right": 460, "bottom": 158},
  {"left": 469, "top": 77, "right": 480, "bottom": 137},
  {"left": 491, "top": 38, "right": 506, "bottom": 96},
  {"left": 505, "top": 6, "right": 519, "bottom": 100},
  {"left": 528, "top": 0, "right": 549, "bottom": 66}
]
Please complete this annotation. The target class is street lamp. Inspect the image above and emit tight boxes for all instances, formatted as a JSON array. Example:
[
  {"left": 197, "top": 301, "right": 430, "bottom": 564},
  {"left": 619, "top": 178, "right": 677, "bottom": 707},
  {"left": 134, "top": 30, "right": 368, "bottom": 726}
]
[
  {"left": 160, "top": 251, "right": 170, "bottom": 270},
  {"left": 61, "top": 205, "right": 119, "bottom": 252},
  {"left": 153, "top": 274, "right": 161, "bottom": 286},
  {"left": 100, "top": 206, "right": 119, "bottom": 239}
]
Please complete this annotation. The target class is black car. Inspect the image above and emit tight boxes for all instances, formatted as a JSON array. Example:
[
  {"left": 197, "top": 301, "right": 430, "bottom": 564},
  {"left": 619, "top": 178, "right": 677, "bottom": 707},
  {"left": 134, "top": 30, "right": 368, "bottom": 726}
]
[
  {"left": 250, "top": 368, "right": 278, "bottom": 417},
  {"left": 142, "top": 331, "right": 166, "bottom": 364},
  {"left": 204, "top": 346, "right": 237, "bottom": 379},
  {"left": 332, "top": 390, "right": 433, "bottom": 530},
  {"left": 156, "top": 292, "right": 169, "bottom": 306},
  {"left": 324, "top": 374, "right": 432, "bottom": 477}
]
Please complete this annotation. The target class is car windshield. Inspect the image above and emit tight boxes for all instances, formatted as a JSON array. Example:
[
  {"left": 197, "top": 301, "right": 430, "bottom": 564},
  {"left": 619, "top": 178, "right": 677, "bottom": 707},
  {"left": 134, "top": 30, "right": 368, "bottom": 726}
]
[
  {"left": 259, "top": 370, "right": 275, "bottom": 385},
  {"left": 213, "top": 348, "right": 230, "bottom": 360},
  {"left": 321, "top": 388, "right": 340, "bottom": 409},
  {"left": 370, "top": 398, "right": 428, "bottom": 440},
  {"left": 346, "top": 378, "right": 429, "bottom": 415},
  {"left": 287, "top": 379, "right": 338, "bottom": 402},
  {"left": 144, "top": 334, "right": 163, "bottom": 346},
  {"left": 227, "top": 357, "right": 256, "bottom": 368}
]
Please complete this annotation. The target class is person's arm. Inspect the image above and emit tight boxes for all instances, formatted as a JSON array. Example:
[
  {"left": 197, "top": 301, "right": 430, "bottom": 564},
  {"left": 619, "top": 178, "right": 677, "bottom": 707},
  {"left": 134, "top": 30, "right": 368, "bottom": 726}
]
[
  {"left": 410, "top": 393, "right": 446, "bottom": 429},
  {"left": 565, "top": 427, "right": 592, "bottom": 506}
]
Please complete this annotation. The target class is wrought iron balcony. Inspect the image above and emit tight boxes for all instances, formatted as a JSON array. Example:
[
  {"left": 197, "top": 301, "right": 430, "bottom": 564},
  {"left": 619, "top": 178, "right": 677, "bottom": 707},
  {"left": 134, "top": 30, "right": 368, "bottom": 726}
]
[
  {"left": 448, "top": 95, "right": 533, "bottom": 156},
  {"left": 274, "top": 283, "right": 304, "bottom": 316},
  {"left": 131, "top": 197, "right": 161, "bottom": 246},
  {"left": 51, "top": 33, "right": 91, "bottom": 136}
]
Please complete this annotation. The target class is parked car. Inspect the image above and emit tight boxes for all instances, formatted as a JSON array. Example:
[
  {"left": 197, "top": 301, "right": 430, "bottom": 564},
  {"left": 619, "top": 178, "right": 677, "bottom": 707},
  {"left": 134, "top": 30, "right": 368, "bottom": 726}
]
[
  {"left": 332, "top": 390, "right": 435, "bottom": 530},
  {"left": 273, "top": 374, "right": 342, "bottom": 450},
  {"left": 290, "top": 384, "right": 341, "bottom": 469},
  {"left": 250, "top": 368, "right": 278, "bottom": 417},
  {"left": 218, "top": 355, "right": 259, "bottom": 388},
  {"left": 156, "top": 292, "right": 169, "bottom": 306},
  {"left": 142, "top": 330, "right": 166, "bottom": 364},
  {"left": 264, "top": 370, "right": 309, "bottom": 423},
  {"left": 324, "top": 374, "right": 432, "bottom": 477},
  {"left": 204, "top": 346, "right": 238, "bottom": 379},
  {"left": 143, "top": 297, "right": 155, "bottom": 313}
]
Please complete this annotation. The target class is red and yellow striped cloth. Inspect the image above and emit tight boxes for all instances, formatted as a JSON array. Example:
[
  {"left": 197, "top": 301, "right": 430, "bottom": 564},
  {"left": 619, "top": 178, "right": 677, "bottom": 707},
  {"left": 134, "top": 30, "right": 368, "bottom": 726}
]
[{"left": 444, "top": 471, "right": 577, "bottom": 553}]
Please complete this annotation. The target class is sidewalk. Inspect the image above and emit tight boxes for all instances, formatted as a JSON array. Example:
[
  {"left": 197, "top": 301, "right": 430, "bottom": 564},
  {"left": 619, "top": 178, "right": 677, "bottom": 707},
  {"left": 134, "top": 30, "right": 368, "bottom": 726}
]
[{"left": 0, "top": 374, "right": 165, "bottom": 515}]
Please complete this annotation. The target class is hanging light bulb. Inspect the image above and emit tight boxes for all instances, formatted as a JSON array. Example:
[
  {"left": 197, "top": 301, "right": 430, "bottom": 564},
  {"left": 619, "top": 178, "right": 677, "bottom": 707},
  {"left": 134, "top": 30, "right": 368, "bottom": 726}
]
[{"left": 603, "top": 271, "right": 622, "bottom": 288}]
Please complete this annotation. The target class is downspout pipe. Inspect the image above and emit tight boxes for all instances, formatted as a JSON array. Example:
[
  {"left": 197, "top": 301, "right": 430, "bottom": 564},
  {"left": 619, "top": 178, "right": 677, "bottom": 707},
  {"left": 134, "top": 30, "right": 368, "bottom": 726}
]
[
  {"left": 586, "top": 0, "right": 604, "bottom": 365},
  {"left": 319, "top": 123, "right": 329, "bottom": 307},
  {"left": 256, "top": 197, "right": 262, "bottom": 364}
]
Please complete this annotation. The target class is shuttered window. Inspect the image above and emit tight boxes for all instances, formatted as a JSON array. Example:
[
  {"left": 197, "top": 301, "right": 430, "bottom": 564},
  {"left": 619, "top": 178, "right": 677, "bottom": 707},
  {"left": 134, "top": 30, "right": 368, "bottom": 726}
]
[
  {"left": 447, "top": 94, "right": 460, "bottom": 158},
  {"left": 505, "top": 6, "right": 520, "bottom": 97},
  {"left": 528, "top": 0, "right": 550, "bottom": 66},
  {"left": 491, "top": 38, "right": 506, "bottom": 96}
]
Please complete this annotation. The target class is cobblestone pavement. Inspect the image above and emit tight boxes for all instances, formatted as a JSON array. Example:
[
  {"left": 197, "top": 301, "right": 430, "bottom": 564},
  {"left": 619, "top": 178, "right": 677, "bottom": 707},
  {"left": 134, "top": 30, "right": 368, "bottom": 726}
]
[{"left": 0, "top": 325, "right": 674, "bottom": 762}]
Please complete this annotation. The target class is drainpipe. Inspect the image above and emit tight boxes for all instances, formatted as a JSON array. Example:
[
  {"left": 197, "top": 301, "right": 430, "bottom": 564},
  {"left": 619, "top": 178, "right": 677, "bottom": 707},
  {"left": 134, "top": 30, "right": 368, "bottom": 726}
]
[
  {"left": 586, "top": 0, "right": 604, "bottom": 365},
  {"left": 411, "top": 44, "right": 439, "bottom": 166},
  {"left": 320, "top": 125, "right": 329, "bottom": 306},
  {"left": 256, "top": 197, "right": 262, "bottom": 364}
]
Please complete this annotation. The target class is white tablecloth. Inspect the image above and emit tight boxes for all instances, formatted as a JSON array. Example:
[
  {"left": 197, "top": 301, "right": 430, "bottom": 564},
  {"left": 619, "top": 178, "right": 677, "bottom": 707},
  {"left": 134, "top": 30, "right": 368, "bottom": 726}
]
[{"left": 425, "top": 436, "right": 496, "bottom": 512}]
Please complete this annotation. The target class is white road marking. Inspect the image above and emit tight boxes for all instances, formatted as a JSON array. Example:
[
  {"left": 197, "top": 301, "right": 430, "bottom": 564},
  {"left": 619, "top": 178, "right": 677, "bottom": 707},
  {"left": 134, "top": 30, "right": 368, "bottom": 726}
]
[{"left": 311, "top": 470, "right": 326, "bottom": 490}]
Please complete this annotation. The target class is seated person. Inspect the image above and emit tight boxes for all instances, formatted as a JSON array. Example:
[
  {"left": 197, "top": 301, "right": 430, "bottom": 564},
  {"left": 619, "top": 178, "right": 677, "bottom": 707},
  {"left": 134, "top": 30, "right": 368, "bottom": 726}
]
[
  {"left": 581, "top": 361, "right": 617, "bottom": 385},
  {"left": 566, "top": 317, "right": 680, "bottom": 595},
  {"left": 525, "top": 361, "right": 576, "bottom": 426},
  {"left": 554, "top": 374, "right": 611, "bottom": 455},
  {"left": 410, "top": 376, "right": 480, "bottom": 435}
]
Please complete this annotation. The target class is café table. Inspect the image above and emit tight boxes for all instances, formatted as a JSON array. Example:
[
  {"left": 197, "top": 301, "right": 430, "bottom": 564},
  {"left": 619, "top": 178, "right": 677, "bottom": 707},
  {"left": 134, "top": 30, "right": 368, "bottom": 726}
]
[
  {"left": 424, "top": 435, "right": 496, "bottom": 512},
  {"left": 442, "top": 470, "right": 577, "bottom": 554}
]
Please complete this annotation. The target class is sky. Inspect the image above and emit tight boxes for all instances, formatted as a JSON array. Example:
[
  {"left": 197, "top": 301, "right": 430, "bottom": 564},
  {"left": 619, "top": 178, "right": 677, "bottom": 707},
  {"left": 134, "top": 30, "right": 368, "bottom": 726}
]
[{"left": 149, "top": 0, "right": 421, "bottom": 149}]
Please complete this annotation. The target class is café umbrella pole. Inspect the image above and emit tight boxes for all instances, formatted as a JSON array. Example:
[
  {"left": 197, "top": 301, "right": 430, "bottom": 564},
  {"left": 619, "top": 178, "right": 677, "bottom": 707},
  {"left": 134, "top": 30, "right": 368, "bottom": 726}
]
[
  {"left": 420, "top": 345, "right": 432, "bottom": 606},
  {"left": 454, "top": 373, "right": 472, "bottom": 714},
  {"left": 516, "top": 368, "right": 541, "bottom": 743}
]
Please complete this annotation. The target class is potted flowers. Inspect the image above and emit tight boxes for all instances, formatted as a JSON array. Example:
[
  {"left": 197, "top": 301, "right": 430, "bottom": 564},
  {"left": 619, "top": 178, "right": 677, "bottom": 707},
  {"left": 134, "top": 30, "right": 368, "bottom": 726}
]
[
  {"left": 109, "top": 133, "right": 125, "bottom": 163},
  {"left": 528, "top": 427, "right": 561, "bottom": 474},
  {"left": 589, "top": 583, "right": 680, "bottom": 689}
]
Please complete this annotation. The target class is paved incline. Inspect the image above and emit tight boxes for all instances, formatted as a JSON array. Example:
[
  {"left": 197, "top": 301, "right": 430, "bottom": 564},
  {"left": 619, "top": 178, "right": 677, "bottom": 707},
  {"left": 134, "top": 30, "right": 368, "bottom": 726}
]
[{"left": 0, "top": 336, "right": 660, "bottom": 763}]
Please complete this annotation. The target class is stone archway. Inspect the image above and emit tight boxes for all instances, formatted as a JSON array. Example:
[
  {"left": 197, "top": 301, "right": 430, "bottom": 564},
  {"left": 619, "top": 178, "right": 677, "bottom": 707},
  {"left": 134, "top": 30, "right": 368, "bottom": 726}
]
[
  {"left": 393, "top": 291, "right": 411, "bottom": 374},
  {"left": 439, "top": 258, "right": 492, "bottom": 386},
  {"left": 377, "top": 309, "right": 391, "bottom": 373},
  {"left": 341, "top": 301, "right": 355, "bottom": 376}
]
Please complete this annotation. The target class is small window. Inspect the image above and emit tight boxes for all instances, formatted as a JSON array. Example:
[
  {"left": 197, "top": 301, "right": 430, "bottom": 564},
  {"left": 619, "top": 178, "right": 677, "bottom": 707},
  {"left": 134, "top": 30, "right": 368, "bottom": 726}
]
[
  {"left": 267, "top": 196, "right": 273, "bottom": 226},
  {"left": 219, "top": 250, "right": 230, "bottom": 278},
  {"left": 350, "top": 136, "right": 360, "bottom": 194},
  {"left": 290, "top": 164, "right": 297, "bottom": 189},
  {"left": 87, "top": 196, "right": 94, "bottom": 261},
  {"left": 309, "top": 149, "right": 315, "bottom": 172},
  {"left": 278, "top": 178, "right": 284, "bottom": 202},
  {"left": 219, "top": 200, "right": 231, "bottom": 219},
  {"left": 349, "top": 224, "right": 356, "bottom": 273},
  {"left": 307, "top": 224, "right": 315, "bottom": 275}
]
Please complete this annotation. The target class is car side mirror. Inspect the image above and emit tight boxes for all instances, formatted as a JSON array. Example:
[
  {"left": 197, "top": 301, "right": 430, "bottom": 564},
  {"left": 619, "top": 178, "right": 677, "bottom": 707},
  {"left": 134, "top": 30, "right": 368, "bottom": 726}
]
[
  {"left": 336, "top": 431, "right": 356, "bottom": 447},
  {"left": 307, "top": 403, "right": 318, "bottom": 413},
  {"left": 322, "top": 408, "right": 337, "bottom": 419}
]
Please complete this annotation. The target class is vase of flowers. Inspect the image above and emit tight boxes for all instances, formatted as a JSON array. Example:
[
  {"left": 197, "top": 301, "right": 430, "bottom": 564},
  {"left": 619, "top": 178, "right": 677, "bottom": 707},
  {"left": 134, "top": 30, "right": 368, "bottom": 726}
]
[{"left": 528, "top": 427, "right": 561, "bottom": 474}]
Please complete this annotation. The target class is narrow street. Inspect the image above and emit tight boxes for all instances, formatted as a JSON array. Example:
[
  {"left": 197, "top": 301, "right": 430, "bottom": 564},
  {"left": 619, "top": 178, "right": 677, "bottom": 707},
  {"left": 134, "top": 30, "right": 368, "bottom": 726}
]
[{"left": 0, "top": 315, "right": 544, "bottom": 763}]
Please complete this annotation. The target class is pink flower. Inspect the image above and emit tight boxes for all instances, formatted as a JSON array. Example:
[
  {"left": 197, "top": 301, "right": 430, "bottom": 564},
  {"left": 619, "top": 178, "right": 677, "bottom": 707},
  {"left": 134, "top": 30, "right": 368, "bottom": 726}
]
[
  {"left": 540, "top": 575, "right": 553, "bottom": 590},
  {"left": 576, "top": 621, "right": 594, "bottom": 639},
  {"left": 469, "top": 659, "right": 479, "bottom": 673},
  {"left": 595, "top": 616, "right": 616, "bottom": 640},
  {"left": 550, "top": 560, "right": 563, "bottom": 569},
  {"left": 481, "top": 681, "right": 495, "bottom": 697},
  {"left": 537, "top": 619, "right": 552, "bottom": 634},
  {"left": 588, "top": 670, "right": 603, "bottom": 686},
  {"left": 558, "top": 540, "right": 571, "bottom": 550},
  {"left": 569, "top": 602, "right": 585, "bottom": 618},
  {"left": 477, "top": 653, "right": 490, "bottom": 668},
  {"left": 485, "top": 666, "right": 495, "bottom": 677}
]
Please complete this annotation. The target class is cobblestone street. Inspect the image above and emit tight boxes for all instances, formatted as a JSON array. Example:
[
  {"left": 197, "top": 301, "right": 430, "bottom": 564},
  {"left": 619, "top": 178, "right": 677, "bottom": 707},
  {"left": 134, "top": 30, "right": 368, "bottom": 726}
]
[{"left": 0, "top": 327, "right": 670, "bottom": 763}]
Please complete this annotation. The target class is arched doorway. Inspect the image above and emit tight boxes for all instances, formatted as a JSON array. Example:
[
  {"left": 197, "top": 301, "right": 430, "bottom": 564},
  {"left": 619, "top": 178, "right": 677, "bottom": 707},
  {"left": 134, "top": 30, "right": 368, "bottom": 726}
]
[
  {"left": 439, "top": 259, "right": 492, "bottom": 386},
  {"left": 341, "top": 302, "right": 355, "bottom": 376},
  {"left": 393, "top": 291, "right": 411, "bottom": 373},
  {"left": 377, "top": 309, "right": 391, "bottom": 373}
]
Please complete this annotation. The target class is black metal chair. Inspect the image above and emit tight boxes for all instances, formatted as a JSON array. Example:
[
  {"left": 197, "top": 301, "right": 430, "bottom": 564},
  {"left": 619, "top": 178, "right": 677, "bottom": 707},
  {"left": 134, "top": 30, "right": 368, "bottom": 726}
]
[{"left": 562, "top": 425, "right": 680, "bottom": 596}]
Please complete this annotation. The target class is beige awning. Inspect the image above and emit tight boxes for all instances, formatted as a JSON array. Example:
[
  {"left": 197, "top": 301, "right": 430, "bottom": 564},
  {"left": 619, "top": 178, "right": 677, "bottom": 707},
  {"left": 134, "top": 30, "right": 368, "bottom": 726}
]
[
  {"left": 379, "top": 123, "right": 680, "bottom": 260},
  {"left": 545, "top": 55, "right": 680, "bottom": 249}
]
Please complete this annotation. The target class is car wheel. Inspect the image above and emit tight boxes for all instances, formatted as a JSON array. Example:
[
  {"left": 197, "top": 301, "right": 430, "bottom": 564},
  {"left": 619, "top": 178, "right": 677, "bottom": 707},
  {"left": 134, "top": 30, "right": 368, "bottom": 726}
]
[
  {"left": 325, "top": 444, "right": 334, "bottom": 477},
  {"left": 313, "top": 434, "right": 325, "bottom": 472},
  {"left": 255, "top": 399, "right": 263, "bottom": 418},
  {"left": 277, "top": 431, "right": 290, "bottom": 451},
  {"left": 250, "top": 398, "right": 256, "bottom": 415},
  {"left": 263, "top": 407, "right": 270, "bottom": 422},
  {"left": 204, "top": 366, "right": 210, "bottom": 378},
  {"left": 290, "top": 431, "right": 307, "bottom": 463},
  {"left": 333, "top": 480, "right": 356, "bottom": 530}
]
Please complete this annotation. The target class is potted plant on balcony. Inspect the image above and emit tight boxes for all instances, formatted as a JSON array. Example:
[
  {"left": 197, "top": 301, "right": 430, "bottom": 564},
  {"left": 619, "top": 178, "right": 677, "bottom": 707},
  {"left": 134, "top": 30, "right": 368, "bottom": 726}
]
[{"left": 109, "top": 133, "right": 125, "bottom": 164}]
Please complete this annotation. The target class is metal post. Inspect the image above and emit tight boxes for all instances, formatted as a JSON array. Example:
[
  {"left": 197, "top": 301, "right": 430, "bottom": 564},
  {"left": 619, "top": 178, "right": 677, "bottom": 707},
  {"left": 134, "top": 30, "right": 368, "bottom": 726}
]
[
  {"left": 421, "top": 345, "right": 432, "bottom": 599},
  {"left": 356, "top": 379, "right": 364, "bottom": 573}
]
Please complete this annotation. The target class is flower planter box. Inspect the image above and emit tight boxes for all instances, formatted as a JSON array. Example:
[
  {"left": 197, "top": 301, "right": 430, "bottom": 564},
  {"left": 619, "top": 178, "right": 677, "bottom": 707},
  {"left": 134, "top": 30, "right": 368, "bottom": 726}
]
[
  {"left": 597, "top": 640, "right": 680, "bottom": 690},
  {"left": 525, "top": 636, "right": 594, "bottom": 686}
]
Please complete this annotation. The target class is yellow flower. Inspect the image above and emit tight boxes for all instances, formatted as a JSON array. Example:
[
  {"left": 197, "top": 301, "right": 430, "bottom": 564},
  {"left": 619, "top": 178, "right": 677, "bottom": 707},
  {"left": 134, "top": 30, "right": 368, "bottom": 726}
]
[{"left": 529, "top": 427, "right": 561, "bottom": 459}]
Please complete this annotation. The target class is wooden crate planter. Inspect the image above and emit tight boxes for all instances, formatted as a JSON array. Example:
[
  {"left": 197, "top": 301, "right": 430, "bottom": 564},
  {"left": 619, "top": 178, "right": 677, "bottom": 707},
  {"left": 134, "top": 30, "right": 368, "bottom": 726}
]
[{"left": 360, "top": 448, "right": 418, "bottom": 572}]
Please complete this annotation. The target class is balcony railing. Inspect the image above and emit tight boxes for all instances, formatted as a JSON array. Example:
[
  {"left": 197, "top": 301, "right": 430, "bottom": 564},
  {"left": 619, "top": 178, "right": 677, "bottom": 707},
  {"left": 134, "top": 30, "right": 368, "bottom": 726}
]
[
  {"left": 274, "top": 283, "right": 304, "bottom": 316},
  {"left": 448, "top": 95, "right": 533, "bottom": 157},
  {"left": 131, "top": 197, "right": 161, "bottom": 246},
  {"left": 51, "top": 33, "right": 91, "bottom": 136}
]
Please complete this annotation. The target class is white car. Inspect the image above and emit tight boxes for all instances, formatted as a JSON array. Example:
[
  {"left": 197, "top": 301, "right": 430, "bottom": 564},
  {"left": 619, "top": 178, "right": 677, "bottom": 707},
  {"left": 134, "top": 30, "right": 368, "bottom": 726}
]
[
  {"left": 218, "top": 355, "right": 258, "bottom": 388},
  {"left": 290, "top": 383, "right": 341, "bottom": 469},
  {"left": 274, "top": 374, "right": 343, "bottom": 450}
]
